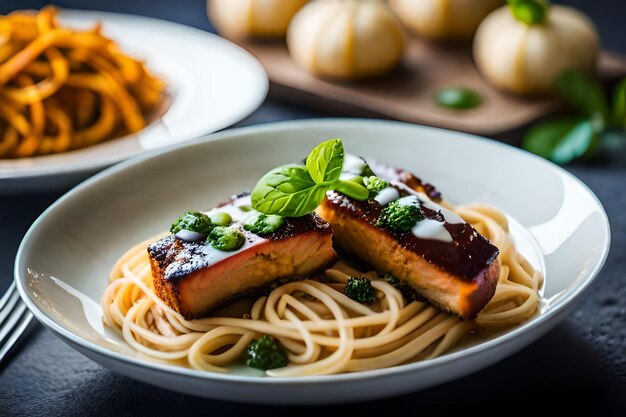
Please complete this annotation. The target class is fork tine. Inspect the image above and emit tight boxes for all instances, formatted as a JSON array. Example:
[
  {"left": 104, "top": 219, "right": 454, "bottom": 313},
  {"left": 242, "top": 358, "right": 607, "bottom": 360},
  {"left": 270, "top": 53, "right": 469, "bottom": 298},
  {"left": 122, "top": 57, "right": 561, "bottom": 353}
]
[
  {"left": 0, "top": 282, "right": 36, "bottom": 365},
  {"left": 0, "top": 309, "right": 34, "bottom": 364},
  {"left": 0, "top": 282, "right": 16, "bottom": 311},
  {"left": 0, "top": 301, "right": 27, "bottom": 343},
  {"left": 0, "top": 288, "right": 20, "bottom": 326}
]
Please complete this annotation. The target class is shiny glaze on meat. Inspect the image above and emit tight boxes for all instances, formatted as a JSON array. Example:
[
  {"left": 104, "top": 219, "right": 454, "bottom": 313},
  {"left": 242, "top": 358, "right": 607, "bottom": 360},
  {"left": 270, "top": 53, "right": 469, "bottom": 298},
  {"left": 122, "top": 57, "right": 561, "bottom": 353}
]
[
  {"left": 366, "top": 158, "right": 442, "bottom": 201},
  {"left": 324, "top": 190, "right": 498, "bottom": 281},
  {"left": 148, "top": 207, "right": 331, "bottom": 283}
]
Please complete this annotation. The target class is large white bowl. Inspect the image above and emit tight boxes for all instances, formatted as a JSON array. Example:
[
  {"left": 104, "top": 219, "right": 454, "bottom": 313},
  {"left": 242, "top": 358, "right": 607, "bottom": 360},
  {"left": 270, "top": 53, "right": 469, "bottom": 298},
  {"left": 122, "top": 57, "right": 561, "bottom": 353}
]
[
  {"left": 15, "top": 119, "right": 610, "bottom": 404},
  {"left": 0, "top": 9, "right": 268, "bottom": 193}
]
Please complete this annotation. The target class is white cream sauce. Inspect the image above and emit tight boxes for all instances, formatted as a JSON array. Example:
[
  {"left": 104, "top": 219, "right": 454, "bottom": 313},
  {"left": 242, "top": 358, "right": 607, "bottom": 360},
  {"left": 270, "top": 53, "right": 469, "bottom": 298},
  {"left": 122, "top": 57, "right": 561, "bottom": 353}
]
[
  {"left": 193, "top": 235, "right": 264, "bottom": 266},
  {"left": 374, "top": 187, "right": 400, "bottom": 206},
  {"left": 203, "top": 194, "right": 257, "bottom": 224},
  {"left": 342, "top": 154, "right": 368, "bottom": 176},
  {"left": 419, "top": 197, "right": 464, "bottom": 225},
  {"left": 176, "top": 194, "right": 268, "bottom": 268},
  {"left": 438, "top": 207, "right": 465, "bottom": 225},
  {"left": 411, "top": 219, "right": 453, "bottom": 243},
  {"left": 396, "top": 195, "right": 420, "bottom": 207},
  {"left": 390, "top": 183, "right": 465, "bottom": 242},
  {"left": 340, "top": 155, "right": 464, "bottom": 243}
]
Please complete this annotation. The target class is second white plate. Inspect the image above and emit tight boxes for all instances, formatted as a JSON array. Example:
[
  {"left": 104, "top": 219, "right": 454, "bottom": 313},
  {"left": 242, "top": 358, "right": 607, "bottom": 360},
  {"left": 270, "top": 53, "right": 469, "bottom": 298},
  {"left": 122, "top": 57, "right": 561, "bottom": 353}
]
[{"left": 0, "top": 9, "right": 268, "bottom": 192}]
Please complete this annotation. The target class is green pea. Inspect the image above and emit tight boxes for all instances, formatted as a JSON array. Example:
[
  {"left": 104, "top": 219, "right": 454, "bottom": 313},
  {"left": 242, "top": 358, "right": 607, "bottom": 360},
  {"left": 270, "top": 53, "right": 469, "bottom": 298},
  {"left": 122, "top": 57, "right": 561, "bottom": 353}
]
[
  {"left": 434, "top": 87, "right": 482, "bottom": 110},
  {"left": 208, "top": 226, "right": 245, "bottom": 251},
  {"left": 209, "top": 212, "right": 232, "bottom": 227}
]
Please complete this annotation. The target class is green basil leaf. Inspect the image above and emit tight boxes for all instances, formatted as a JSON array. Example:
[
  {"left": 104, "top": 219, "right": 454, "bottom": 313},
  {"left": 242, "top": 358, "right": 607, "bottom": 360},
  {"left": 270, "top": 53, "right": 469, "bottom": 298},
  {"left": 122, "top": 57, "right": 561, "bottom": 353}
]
[
  {"left": 556, "top": 71, "right": 609, "bottom": 125},
  {"left": 251, "top": 164, "right": 329, "bottom": 217},
  {"left": 306, "top": 138, "right": 344, "bottom": 184},
  {"left": 610, "top": 78, "right": 626, "bottom": 129},
  {"left": 507, "top": 0, "right": 547, "bottom": 25},
  {"left": 522, "top": 117, "right": 595, "bottom": 164}
]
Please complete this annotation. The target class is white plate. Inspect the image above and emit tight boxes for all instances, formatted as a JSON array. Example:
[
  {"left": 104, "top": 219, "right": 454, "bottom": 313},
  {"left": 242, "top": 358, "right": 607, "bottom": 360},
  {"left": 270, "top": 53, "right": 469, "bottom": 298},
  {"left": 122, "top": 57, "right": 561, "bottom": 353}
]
[
  {"left": 0, "top": 9, "right": 268, "bottom": 193},
  {"left": 15, "top": 119, "right": 610, "bottom": 404}
]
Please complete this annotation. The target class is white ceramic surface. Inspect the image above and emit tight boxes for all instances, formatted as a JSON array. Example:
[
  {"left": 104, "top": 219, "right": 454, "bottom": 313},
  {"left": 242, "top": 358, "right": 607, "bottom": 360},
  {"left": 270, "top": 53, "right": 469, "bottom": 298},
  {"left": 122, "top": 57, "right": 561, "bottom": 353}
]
[
  {"left": 15, "top": 119, "right": 610, "bottom": 404},
  {"left": 0, "top": 9, "right": 268, "bottom": 193}
]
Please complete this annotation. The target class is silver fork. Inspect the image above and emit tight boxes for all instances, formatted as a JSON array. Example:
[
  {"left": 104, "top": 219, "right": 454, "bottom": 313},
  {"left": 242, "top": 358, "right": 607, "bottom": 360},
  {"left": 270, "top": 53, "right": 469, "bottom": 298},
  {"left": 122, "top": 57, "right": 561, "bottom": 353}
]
[{"left": 0, "top": 281, "right": 34, "bottom": 364}]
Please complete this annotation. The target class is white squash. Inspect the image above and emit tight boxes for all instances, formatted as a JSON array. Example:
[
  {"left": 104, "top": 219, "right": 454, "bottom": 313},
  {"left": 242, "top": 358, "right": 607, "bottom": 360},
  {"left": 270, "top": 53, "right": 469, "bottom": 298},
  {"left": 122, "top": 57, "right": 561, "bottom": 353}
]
[
  {"left": 473, "top": 4, "right": 599, "bottom": 95},
  {"left": 388, "top": 0, "right": 504, "bottom": 41},
  {"left": 287, "top": 0, "right": 406, "bottom": 80},
  {"left": 208, "top": 0, "right": 308, "bottom": 38}
]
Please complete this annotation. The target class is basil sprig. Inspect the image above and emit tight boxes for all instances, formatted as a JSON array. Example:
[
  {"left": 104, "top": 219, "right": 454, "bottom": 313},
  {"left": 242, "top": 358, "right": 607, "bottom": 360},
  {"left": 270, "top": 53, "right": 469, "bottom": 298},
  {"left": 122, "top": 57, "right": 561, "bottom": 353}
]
[
  {"left": 508, "top": 0, "right": 548, "bottom": 25},
  {"left": 306, "top": 137, "right": 344, "bottom": 183},
  {"left": 555, "top": 71, "right": 608, "bottom": 126},
  {"left": 251, "top": 138, "right": 369, "bottom": 217},
  {"left": 523, "top": 71, "right": 626, "bottom": 164}
]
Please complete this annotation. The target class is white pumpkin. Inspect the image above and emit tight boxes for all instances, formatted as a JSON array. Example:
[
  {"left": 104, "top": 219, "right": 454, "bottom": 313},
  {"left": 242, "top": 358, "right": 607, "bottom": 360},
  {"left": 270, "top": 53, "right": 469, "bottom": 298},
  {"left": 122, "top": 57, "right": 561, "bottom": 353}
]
[
  {"left": 287, "top": 0, "right": 406, "bottom": 80},
  {"left": 388, "top": 0, "right": 504, "bottom": 41},
  {"left": 473, "top": 5, "right": 599, "bottom": 95},
  {"left": 208, "top": 0, "right": 308, "bottom": 38}
]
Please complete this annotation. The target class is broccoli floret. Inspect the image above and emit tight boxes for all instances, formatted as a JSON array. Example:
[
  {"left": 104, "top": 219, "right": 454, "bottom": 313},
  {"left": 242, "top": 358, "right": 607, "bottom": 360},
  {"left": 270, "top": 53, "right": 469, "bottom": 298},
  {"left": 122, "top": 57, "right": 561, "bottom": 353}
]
[
  {"left": 245, "top": 335, "right": 288, "bottom": 370},
  {"left": 170, "top": 211, "right": 214, "bottom": 236},
  {"left": 208, "top": 226, "right": 245, "bottom": 251},
  {"left": 344, "top": 277, "right": 376, "bottom": 304},
  {"left": 376, "top": 199, "right": 424, "bottom": 232},
  {"left": 243, "top": 213, "right": 284, "bottom": 235},
  {"left": 363, "top": 176, "right": 390, "bottom": 196}
]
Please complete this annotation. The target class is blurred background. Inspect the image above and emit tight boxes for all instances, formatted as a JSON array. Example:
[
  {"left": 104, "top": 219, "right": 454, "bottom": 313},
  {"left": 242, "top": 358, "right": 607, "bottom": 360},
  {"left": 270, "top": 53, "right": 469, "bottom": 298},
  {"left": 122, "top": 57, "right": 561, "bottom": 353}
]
[
  {"left": 0, "top": 1, "right": 625, "bottom": 415},
  {"left": 1, "top": 0, "right": 623, "bottom": 52}
]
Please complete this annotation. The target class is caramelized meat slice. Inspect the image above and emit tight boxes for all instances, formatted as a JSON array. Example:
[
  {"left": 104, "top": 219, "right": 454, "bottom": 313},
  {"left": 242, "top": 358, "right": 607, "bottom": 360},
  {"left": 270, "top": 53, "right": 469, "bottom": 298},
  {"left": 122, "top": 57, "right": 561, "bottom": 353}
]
[
  {"left": 149, "top": 195, "right": 336, "bottom": 319},
  {"left": 318, "top": 160, "right": 500, "bottom": 318}
]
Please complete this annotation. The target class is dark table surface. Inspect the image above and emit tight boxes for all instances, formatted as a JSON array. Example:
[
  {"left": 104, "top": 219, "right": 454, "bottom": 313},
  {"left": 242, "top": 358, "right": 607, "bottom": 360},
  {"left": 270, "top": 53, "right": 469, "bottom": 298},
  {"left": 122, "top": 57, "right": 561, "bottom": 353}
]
[{"left": 1, "top": 1, "right": 625, "bottom": 415}]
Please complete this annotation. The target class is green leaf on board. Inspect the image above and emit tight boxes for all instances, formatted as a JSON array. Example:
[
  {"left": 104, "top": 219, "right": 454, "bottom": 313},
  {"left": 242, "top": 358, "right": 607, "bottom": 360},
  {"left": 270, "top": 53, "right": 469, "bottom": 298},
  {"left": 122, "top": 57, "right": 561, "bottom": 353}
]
[
  {"left": 434, "top": 87, "right": 482, "bottom": 110},
  {"left": 555, "top": 71, "right": 609, "bottom": 126},
  {"left": 522, "top": 117, "right": 596, "bottom": 164},
  {"left": 610, "top": 78, "right": 626, "bottom": 129}
]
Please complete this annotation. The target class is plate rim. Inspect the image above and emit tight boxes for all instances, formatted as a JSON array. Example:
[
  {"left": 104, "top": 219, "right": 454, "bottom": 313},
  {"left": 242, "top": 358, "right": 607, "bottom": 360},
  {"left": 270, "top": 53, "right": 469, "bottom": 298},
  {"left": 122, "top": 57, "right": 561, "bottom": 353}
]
[
  {"left": 0, "top": 9, "right": 269, "bottom": 182},
  {"left": 14, "top": 118, "right": 611, "bottom": 386}
]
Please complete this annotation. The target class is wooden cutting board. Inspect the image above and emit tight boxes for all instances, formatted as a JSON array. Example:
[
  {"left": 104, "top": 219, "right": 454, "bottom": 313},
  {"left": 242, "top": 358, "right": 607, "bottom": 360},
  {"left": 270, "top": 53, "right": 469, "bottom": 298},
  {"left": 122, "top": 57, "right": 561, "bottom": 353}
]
[{"left": 234, "top": 36, "right": 626, "bottom": 135}]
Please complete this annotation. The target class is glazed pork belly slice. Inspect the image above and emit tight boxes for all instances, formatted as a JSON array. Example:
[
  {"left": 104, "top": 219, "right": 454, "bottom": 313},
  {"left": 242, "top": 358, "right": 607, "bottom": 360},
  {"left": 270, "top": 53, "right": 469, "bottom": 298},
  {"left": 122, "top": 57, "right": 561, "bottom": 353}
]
[
  {"left": 317, "top": 191, "right": 499, "bottom": 318},
  {"left": 318, "top": 157, "right": 500, "bottom": 318},
  {"left": 148, "top": 195, "right": 336, "bottom": 319}
]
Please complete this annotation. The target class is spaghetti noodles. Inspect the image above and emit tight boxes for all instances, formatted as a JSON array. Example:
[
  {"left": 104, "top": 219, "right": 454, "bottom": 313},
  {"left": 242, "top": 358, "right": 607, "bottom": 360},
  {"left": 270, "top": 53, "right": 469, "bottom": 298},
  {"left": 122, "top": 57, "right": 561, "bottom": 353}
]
[
  {"left": 101, "top": 204, "right": 542, "bottom": 376},
  {"left": 0, "top": 6, "right": 165, "bottom": 158}
]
